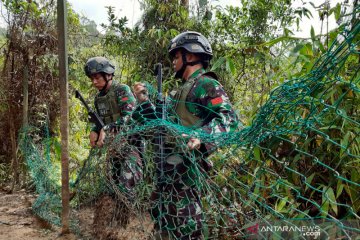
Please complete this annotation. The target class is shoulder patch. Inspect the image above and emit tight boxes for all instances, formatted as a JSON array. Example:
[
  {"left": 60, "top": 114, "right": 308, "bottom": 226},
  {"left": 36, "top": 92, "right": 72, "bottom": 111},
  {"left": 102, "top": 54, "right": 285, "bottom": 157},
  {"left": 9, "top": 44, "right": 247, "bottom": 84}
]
[{"left": 211, "top": 97, "right": 223, "bottom": 106}]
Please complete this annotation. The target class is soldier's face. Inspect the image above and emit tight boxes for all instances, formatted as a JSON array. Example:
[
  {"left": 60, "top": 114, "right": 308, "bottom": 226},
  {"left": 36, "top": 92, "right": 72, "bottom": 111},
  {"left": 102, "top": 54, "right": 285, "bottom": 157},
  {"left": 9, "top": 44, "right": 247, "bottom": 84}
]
[
  {"left": 90, "top": 73, "right": 107, "bottom": 90},
  {"left": 172, "top": 51, "right": 183, "bottom": 72}
]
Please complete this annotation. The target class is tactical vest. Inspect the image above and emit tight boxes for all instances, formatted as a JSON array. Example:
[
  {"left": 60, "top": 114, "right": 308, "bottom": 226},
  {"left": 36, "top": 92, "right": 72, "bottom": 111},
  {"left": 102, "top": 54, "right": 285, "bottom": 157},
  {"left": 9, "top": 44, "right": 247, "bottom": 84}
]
[
  {"left": 94, "top": 82, "right": 124, "bottom": 125},
  {"left": 172, "top": 72, "right": 218, "bottom": 128}
]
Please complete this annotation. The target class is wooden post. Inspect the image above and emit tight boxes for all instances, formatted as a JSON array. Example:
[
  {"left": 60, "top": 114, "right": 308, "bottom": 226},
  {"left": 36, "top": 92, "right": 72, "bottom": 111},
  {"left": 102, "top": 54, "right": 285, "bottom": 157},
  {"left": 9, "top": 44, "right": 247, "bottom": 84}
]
[
  {"left": 57, "top": 0, "right": 70, "bottom": 234},
  {"left": 22, "top": 57, "right": 29, "bottom": 128},
  {"left": 20, "top": 55, "right": 29, "bottom": 187}
]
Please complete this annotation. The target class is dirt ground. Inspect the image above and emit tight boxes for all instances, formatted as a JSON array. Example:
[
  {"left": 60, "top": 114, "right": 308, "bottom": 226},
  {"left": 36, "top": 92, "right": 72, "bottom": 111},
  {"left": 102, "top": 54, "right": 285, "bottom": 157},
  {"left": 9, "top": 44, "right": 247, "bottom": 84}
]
[
  {"left": 0, "top": 189, "right": 153, "bottom": 240},
  {"left": 0, "top": 189, "right": 67, "bottom": 240}
]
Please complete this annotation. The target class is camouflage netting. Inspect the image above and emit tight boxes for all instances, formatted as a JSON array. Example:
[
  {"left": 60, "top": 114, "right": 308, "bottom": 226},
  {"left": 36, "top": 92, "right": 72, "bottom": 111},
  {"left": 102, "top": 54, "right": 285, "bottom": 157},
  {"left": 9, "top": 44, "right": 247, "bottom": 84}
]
[{"left": 20, "top": 10, "right": 359, "bottom": 240}]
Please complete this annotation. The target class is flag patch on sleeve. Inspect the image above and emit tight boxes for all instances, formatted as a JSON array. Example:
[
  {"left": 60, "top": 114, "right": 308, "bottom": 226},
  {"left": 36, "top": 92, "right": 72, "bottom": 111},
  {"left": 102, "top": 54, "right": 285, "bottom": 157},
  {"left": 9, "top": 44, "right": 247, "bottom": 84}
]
[{"left": 211, "top": 97, "right": 223, "bottom": 105}]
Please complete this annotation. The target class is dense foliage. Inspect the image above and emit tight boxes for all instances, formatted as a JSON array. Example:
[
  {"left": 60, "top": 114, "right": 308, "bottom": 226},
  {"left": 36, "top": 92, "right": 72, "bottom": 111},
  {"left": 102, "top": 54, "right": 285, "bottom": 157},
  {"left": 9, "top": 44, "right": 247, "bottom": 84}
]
[{"left": 0, "top": 0, "right": 358, "bottom": 238}]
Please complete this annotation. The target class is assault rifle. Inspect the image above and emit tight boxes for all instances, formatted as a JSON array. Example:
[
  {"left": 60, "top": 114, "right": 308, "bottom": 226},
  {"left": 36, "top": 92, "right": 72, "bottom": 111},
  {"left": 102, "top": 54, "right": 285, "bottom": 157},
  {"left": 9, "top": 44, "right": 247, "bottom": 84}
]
[
  {"left": 71, "top": 91, "right": 105, "bottom": 200},
  {"left": 154, "top": 63, "right": 165, "bottom": 168},
  {"left": 154, "top": 62, "right": 166, "bottom": 231},
  {"left": 75, "top": 90, "right": 105, "bottom": 130}
]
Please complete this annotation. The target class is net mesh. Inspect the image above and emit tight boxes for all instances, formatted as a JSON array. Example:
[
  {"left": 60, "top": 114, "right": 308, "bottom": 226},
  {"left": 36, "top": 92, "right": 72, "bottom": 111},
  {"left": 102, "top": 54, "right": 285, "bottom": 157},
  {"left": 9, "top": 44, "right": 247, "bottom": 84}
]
[{"left": 20, "top": 12, "right": 359, "bottom": 240}]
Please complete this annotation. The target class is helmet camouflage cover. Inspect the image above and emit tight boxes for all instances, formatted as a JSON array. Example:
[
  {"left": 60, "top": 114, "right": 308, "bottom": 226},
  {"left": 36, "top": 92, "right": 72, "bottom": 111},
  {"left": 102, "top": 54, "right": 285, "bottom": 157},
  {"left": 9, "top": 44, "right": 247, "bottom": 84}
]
[
  {"left": 168, "top": 31, "right": 213, "bottom": 60},
  {"left": 84, "top": 57, "right": 115, "bottom": 77}
]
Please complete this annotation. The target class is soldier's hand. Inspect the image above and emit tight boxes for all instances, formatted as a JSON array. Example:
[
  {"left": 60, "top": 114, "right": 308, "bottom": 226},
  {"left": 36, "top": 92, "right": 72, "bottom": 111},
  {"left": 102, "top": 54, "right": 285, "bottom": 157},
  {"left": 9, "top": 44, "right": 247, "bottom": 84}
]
[
  {"left": 182, "top": 134, "right": 201, "bottom": 150},
  {"left": 89, "top": 131, "right": 98, "bottom": 147},
  {"left": 97, "top": 128, "right": 106, "bottom": 147},
  {"left": 133, "top": 82, "right": 149, "bottom": 103}
]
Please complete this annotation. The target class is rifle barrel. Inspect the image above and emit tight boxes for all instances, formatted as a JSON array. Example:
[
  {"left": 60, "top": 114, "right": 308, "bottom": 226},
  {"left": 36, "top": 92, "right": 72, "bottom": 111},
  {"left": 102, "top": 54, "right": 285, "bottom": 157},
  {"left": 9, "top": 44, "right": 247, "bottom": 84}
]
[{"left": 75, "top": 90, "right": 90, "bottom": 111}]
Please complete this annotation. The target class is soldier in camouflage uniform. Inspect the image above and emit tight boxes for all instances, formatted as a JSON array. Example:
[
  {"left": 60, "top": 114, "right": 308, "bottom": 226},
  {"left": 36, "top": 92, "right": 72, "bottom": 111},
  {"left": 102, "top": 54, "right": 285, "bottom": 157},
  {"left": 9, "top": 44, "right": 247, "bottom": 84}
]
[
  {"left": 84, "top": 57, "right": 142, "bottom": 232},
  {"left": 133, "top": 31, "right": 239, "bottom": 239}
]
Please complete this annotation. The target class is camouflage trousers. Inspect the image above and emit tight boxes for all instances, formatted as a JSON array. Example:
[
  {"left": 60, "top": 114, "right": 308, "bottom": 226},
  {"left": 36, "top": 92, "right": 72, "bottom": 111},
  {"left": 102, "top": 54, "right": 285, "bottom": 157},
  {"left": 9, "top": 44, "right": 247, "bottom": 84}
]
[
  {"left": 150, "top": 153, "right": 204, "bottom": 240},
  {"left": 93, "top": 136, "right": 143, "bottom": 237},
  {"left": 109, "top": 145, "right": 143, "bottom": 199}
]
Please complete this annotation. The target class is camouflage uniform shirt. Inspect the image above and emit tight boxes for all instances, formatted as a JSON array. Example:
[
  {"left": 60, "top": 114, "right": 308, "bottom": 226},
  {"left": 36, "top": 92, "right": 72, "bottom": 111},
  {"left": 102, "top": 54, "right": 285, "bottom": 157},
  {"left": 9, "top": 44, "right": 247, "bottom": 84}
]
[
  {"left": 92, "top": 81, "right": 136, "bottom": 132},
  {"left": 171, "top": 68, "right": 239, "bottom": 154},
  {"left": 134, "top": 68, "right": 239, "bottom": 138},
  {"left": 133, "top": 68, "right": 240, "bottom": 239}
]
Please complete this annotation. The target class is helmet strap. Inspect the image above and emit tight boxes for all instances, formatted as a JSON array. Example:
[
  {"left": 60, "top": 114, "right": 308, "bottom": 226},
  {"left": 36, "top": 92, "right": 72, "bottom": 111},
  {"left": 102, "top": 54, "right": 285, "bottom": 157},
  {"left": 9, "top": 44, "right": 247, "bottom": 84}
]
[
  {"left": 99, "top": 73, "right": 111, "bottom": 93},
  {"left": 175, "top": 51, "right": 203, "bottom": 79},
  {"left": 100, "top": 81, "right": 108, "bottom": 93},
  {"left": 187, "top": 60, "right": 202, "bottom": 66},
  {"left": 175, "top": 51, "right": 188, "bottom": 79}
]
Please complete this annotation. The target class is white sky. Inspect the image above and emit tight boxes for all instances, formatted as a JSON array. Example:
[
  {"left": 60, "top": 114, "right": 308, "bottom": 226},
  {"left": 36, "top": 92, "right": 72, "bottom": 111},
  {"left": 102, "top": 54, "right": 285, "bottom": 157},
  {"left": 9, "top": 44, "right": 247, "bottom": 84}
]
[
  {"left": 0, "top": 0, "right": 346, "bottom": 38},
  {"left": 68, "top": 0, "right": 141, "bottom": 31},
  {"left": 292, "top": 0, "right": 345, "bottom": 37},
  {"left": 67, "top": 0, "right": 345, "bottom": 37}
]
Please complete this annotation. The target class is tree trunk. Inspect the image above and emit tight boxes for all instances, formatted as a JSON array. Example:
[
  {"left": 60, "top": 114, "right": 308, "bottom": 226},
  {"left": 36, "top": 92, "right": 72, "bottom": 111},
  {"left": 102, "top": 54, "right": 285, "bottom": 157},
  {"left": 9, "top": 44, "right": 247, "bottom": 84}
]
[
  {"left": 9, "top": 54, "right": 18, "bottom": 193},
  {"left": 57, "top": 0, "right": 70, "bottom": 234},
  {"left": 20, "top": 56, "right": 29, "bottom": 187},
  {"left": 9, "top": 111, "right": 18, "bottom": 192},
  {"left": 22, "top": 57, "right": 29, "bottom": 128}
]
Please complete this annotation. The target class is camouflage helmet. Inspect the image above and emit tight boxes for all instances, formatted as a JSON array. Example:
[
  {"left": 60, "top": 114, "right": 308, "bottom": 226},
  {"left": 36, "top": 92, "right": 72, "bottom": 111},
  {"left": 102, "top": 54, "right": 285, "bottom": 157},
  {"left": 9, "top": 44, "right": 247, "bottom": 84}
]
[
  {"left": 84, "top": 57, "right": 115, "bottom": 77},
  {"left": 168, "top": 31, "right": 213, "bottom": 60}
]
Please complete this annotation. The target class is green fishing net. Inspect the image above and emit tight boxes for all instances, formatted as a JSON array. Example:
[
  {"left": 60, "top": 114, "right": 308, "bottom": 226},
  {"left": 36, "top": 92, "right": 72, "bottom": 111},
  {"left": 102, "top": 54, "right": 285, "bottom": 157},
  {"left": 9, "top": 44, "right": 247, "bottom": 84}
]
[{"left": 20, "top": 10, "right": 359, "bottom": 240}]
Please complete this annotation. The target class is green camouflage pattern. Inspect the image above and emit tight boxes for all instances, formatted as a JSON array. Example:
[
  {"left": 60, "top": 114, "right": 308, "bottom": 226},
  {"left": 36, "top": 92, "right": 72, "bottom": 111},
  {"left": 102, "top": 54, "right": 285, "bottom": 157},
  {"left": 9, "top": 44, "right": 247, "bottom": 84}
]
[
  {"left": 92, "top": 81, "right": 137, "bottom": 132},
  {"left": 171, "top": 68, "right": 240, "bottom": 154},
  {"left": 107, "top": 136, "right": 143, "bottom": 200},
  {"left": 182, "top": 68, "right": 239, "bottom": 133},
  {"left": 20, "top": 16, "right": 360, "bottom": 239},
  {"left": 92, "top": 80, "right": 142, "bottom": 225},
  {"left": 133, "top": 68, "right": 240, "bottom": 239}
]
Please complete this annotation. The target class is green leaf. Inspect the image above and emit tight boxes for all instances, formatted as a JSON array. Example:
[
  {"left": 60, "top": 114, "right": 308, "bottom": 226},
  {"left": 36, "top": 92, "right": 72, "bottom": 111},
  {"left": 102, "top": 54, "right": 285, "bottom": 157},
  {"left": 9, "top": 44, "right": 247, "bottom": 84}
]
[
  {"left": 169, "top": 29, "right": 179, "bottom": 37},
  {"left": 305, "top": 173, "right": 315, "bottom": 192},
  {"left": 304, "top": 8, "right": 313, "bottom": 18},
  {"left": 53, "top": 138, "right": 62, "bottom": 160},
  {"left": 343, "top": 184, "right": 355, "bottom": 206},
  {"left": 345, "top": 159, "right": 360, "bottom": 165},
  {"left": 225, "top": 57, "right": 236, "bottom": 75},
  {"left": 321, "top": 186, "right": 329, "bottom": 217},
  {"left": 276, "top": 197, "right": 288, "bottom": 212},
  {"left": 253, "top": 185, "right": 260, "bottom": 196},
  {"left": 210, "top": 57, "right": 226, "bottom": 71},
  {"left": 157, "top": 29, "right": 162, "bottom": 39},
  {"left": 319, "top": 41, "right": 326, "bottom": 53},
  {"left": 327, "top": 187, "right": 338, "bottom": 216},
  {"left": 310, "top": 26, "right": 316, "bottom": 42},
  {"left": 284, "top": 28, "right": 294, "bottom": 36},
  {"left": 309, "top": 2, "right": 316, "bottom": 9},
  {"left": 254, "top": 146, "right": 261, "bottom": 161},
  {"left": 336, "top": 180, "right": 344, "bottom": 199},
  {"left": 261, "top": 36, "right": 297, "bottom": 47},
  {"left": 296, "top": 18, "right": 300, "bottom": 30},
  {"left": 319, "top": 125, "right": 340, "bottom": 130},
  {"left": 334, "top": 3, "right": 341, "bottom": 21},
  {"left": 351, "top": 168, "right": 359, "bottom": 183},
  {"left": 296, "top": 209, "right": 310, "bottom": 218},
  {"left": 300, "top": 43, "right": 313, "bottom": 57},
  {"left": 340, "top": 132, "right": 350, "bottom": 156},
  {"left": 292, "top": 44, "right": 304, "bottom": 53}
]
